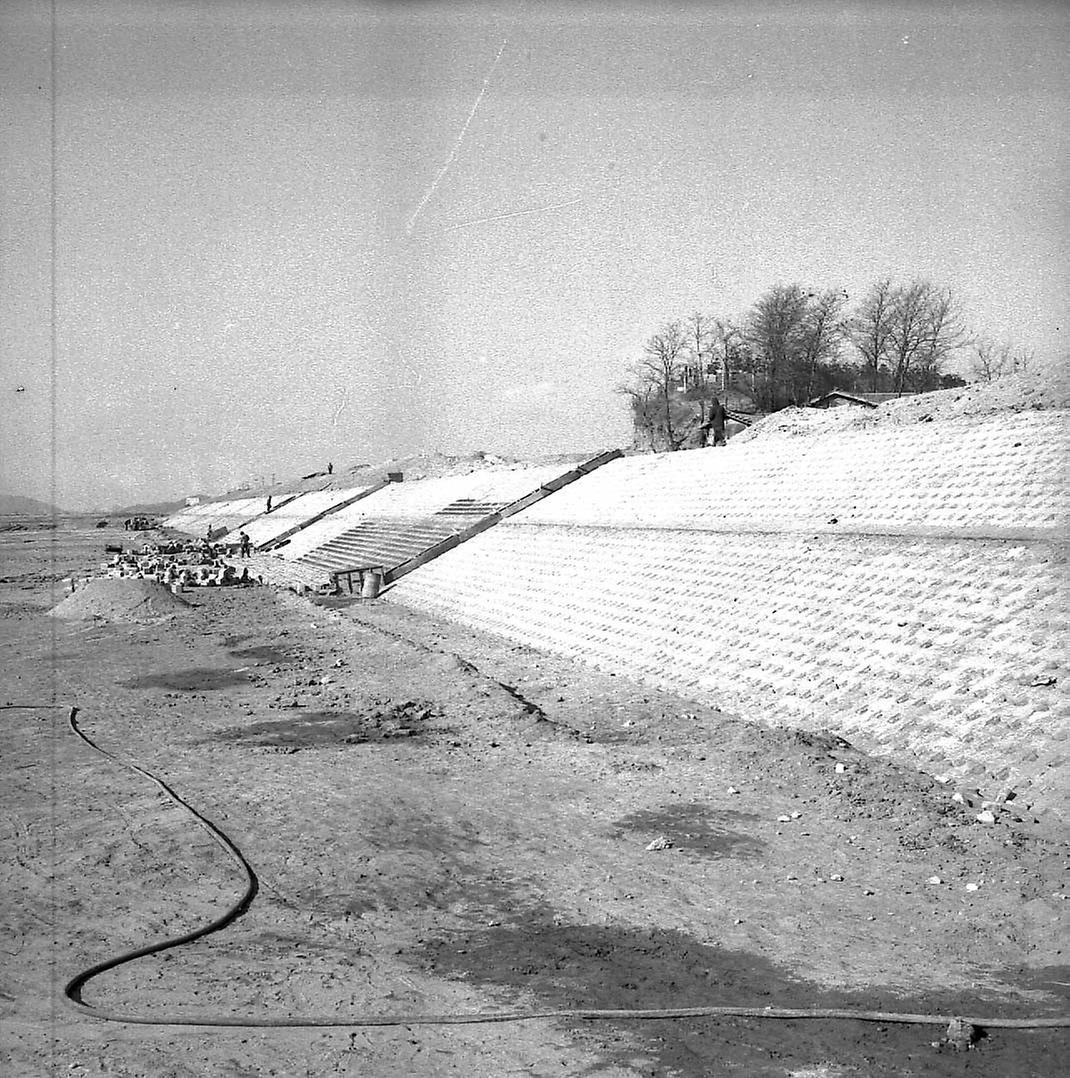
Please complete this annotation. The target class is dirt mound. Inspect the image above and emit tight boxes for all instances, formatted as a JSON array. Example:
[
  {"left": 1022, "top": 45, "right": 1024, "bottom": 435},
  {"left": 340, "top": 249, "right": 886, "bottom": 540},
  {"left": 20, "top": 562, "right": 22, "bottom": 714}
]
[
  {"left": 50, "top": 578, "right": 190, "bottom": 621},
  {"left": 737, "top": 357, "right": 1070, "bottom": 443}
]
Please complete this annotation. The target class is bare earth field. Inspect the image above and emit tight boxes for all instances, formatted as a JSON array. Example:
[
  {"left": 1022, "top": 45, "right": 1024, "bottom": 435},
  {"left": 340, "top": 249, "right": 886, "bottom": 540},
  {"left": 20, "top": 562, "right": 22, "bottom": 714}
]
[{"left": 2, "top": 522, "right": 1068, "bottom": 1077}]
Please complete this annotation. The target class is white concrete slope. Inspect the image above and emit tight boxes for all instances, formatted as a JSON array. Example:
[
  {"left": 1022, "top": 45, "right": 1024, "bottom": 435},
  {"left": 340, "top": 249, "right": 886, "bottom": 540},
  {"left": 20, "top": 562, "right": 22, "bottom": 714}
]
[
  {"left": 163, "top": 496, "right": 291, "bottom": 537},
  {"left": 221, "top": 487, "right": 369, "bottom": 549},
  {"left": 389, "top": 409, "right": 1070, "bottom": 819},
  {"left": 274, "top": 464, "right": 589, "bottom": 564}
]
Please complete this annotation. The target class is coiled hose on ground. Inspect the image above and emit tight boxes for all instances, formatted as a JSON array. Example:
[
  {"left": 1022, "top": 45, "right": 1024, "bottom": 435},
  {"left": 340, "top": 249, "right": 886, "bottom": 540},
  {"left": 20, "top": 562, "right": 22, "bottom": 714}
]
[{"left": 7, "top": 704, "right": 1068, "bottom": 1032}]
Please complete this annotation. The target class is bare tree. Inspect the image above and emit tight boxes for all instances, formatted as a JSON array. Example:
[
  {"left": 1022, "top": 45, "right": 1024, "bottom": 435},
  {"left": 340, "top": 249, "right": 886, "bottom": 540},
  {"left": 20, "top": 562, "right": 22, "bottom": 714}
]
[
  {"left": 887, "top": 280, "right": 929, "bottom": 394},
  {"left": 683, "top": 312, "right": 714, "bottom": 423},
  {"left": 619, "top": 321, "right": 691, "bottom": 451},
  {"left": 885, "top": 280, "right": 969, "bottom": 394},
  {"left": 850, "top": 278, "right": 897, "bottom": 392},
  {"left": 711, "top": 317, "right": 745, "bottom": 397},
  {"left": 746, "top": 283, "right": 810, "bottom": 410},
  {"left": 617, "top": 380, "right": 660, "bottom": 450},
  {"left": 908, "top": 285, "right": 969, "bottom": 392},
  {"left": 798, "top": 288, "right": 847, "bottom": 400},
  {"left": 968, "top": 337, "right": 1035, "bottom": 382}
]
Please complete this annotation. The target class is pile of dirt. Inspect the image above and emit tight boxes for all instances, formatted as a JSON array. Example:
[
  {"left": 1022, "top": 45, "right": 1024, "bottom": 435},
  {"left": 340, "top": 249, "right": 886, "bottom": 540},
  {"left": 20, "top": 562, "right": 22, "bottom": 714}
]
[
  {"left": 50, "top": 577, "right": 190, "bottom": 621},
  {"left": 737, "top": 356, "right": 1070, "bottom": 443}
]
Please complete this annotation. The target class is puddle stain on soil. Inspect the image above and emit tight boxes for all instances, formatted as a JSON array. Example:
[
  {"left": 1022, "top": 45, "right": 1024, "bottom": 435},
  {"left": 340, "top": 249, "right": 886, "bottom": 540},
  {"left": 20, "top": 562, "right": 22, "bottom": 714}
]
[
  {"left": 125, "top": 668, "right": 249, "bottom": 691},
  {"left": 211, "top": 701, "right": 442, "bottom": 748},
  {"left": 416, "top": 916, "right": 1069, "bottom": 1078},
  {"left": 227, "top": 645, "right": 296, "bottom": 664},
  {"left": 274, "top": 813, "right": 511, "bottom": 919},
  {"left": 613, "top": 804, "right": 766, "bottom": 860}
]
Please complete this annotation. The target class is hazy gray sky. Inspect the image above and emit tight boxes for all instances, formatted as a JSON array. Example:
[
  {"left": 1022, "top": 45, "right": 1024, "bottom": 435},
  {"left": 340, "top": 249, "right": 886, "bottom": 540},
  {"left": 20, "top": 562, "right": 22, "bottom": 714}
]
[{"left": 2, "top": 1, "right": 1067, "bottom": 509}]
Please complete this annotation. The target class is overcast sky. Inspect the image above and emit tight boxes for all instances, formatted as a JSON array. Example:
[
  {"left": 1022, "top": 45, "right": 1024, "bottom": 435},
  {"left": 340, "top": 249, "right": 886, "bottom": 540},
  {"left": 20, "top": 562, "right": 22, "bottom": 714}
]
[{"left": 2, "top": 0, "right": 1067, "bottom": 510}]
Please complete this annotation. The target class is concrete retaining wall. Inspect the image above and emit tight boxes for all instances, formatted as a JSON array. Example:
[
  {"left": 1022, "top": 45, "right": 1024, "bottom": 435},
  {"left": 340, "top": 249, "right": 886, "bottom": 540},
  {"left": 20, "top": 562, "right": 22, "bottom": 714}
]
[
  {"left": 388, "top": 411, "right": 1070, "bottom": 817},
  {"left": 163, "top": 496, "right": 285, "bottom": 536},
  {"left": 223, "top": 487, "right": 369, "bottom": 548}
]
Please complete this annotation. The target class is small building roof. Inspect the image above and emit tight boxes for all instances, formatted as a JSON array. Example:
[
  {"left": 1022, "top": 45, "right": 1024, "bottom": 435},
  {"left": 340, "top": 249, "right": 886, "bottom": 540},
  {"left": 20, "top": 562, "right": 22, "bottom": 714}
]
[{"left": 807, "top": 390, "right": 916, "bottom": 409}]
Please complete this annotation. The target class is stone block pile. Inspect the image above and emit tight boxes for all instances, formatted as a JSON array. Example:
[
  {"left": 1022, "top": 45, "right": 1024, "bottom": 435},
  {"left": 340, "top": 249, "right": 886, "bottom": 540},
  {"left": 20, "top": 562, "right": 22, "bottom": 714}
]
[{"left": 99, "top": 542, "right": 255, "bottom": 589}]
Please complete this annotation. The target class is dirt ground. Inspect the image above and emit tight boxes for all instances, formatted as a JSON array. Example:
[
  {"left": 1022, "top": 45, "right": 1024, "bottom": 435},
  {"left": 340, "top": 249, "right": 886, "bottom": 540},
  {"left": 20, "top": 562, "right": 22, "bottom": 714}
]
[{"left": 2, "top": 522, "right": 1068, "bottom": 1077}]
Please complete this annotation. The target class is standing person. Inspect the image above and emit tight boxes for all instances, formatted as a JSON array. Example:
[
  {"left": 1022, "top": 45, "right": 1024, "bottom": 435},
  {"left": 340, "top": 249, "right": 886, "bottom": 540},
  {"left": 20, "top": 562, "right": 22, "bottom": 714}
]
[
  {"left": 266, "top": 495, "right": 273, "bottom": 513},
  {"left": 692, "top": 415, "right": 712, "bottom": 449},
  {"left": 327, "top": 462, "right": 333, "bottom": 475},
  {"left": 709, "top": 395, "right": 728, "bottom": 446},
  {"left": 239, "top": 531, "right": 251, "bottom": 559}
]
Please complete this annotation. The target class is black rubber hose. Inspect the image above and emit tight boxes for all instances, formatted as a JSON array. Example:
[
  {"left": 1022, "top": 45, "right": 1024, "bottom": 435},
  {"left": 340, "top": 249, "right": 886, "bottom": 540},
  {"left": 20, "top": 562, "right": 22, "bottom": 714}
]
[{"left": 36, "top": 704, "right": 1069, "bottom": 1032}]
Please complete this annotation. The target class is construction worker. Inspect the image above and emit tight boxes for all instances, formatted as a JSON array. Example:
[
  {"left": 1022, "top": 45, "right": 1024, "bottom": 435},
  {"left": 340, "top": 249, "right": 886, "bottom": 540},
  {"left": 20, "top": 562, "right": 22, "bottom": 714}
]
[
  {"left": 708, "top": 396, "right": 728, "bottom": 446},
  {"left": 239, "top": 531, "right": 251, "bottom": 559}
]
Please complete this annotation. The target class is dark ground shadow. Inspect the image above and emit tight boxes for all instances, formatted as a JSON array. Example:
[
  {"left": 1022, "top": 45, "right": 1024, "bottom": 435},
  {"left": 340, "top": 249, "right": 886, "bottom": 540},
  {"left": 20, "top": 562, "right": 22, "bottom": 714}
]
[
  {"left": 414, "top": 912, "right": 1069, "bottom": 1077},
  {"left": 124, "top": 668, "right": 249, "bottom": 691}
]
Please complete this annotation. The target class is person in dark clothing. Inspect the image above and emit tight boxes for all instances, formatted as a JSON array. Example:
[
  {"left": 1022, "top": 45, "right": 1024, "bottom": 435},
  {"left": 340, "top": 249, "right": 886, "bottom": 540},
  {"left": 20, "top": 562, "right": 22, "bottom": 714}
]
[
  {"left": 708, "top": 396, "right": 728, "bottom": 446},
  {"left": 239, "top": 531, "right": 251, "bottom": 559},
  {"left": 327, "top": 462, "right": 333, "bottom": 475}
]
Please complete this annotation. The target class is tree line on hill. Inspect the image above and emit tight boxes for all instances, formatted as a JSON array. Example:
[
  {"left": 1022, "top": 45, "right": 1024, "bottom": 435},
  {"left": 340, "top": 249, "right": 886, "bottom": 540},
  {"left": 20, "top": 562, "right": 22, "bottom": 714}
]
[{"left": 621, "top": 276, "right": 1035, "bottom": 451}]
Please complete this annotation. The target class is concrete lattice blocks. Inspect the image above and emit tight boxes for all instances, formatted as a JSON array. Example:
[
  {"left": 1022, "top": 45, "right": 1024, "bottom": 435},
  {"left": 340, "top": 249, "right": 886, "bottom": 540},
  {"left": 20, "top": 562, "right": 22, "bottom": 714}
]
[{"left": 389, "top": 411, "right": 1070, "bottom": 818}]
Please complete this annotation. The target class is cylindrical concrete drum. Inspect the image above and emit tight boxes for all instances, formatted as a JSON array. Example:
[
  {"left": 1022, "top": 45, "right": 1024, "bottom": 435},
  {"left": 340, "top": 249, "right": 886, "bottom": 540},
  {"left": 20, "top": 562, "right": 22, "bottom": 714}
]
[{"left": 361, "top": 568, "right": 383, "bottom": 598}]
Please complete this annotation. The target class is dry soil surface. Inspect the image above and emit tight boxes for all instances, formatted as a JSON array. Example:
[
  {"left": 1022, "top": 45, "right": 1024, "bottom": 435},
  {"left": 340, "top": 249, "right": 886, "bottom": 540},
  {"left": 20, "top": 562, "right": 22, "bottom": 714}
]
[{"left": 2, "top": 523, "right": 1068, "bottom": 1077}]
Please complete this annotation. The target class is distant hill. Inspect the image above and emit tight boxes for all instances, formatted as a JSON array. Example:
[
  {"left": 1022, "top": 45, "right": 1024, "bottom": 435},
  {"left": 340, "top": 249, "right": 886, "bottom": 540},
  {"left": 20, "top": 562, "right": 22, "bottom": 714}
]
[
  {"left": 0, "top": 493, "right": 65, "bottom": 517},
  {"left": 107, "top": 498, "right": 188, "bottom": 517}
]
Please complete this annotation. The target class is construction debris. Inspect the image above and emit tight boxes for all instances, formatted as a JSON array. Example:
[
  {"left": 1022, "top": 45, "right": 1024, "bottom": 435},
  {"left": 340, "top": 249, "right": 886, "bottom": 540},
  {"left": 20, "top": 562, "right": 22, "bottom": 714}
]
[
  {"left": 645, "top": 836, "right": 673, "bottom": 851},
  {"left": 96, "top": 540, "right": 256, "bottom": 590}
]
